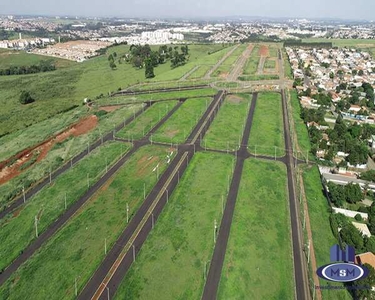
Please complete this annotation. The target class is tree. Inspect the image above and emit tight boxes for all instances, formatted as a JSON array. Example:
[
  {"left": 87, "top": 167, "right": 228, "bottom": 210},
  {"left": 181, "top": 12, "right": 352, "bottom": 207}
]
[
  {"left": 350, "top": 263, "right": 375, "bottom": 299},
  {"left": 145, "top": 59, "right": 155, "bottom": 78},
  {"left": 109, "top": 61, "right": 117, "bottom": 70},
  {"left": 108, "top": 54, "right": 114, "bottom": 62},
  {"left": 340, "top": 222, "right": 364, "bottom": 251},
  {"left": 19, "top": 91, "right": 35, "bottom": 105}
]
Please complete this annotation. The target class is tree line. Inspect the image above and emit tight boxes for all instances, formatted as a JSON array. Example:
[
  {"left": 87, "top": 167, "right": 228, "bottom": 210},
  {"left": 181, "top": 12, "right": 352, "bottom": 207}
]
[{"left": 0, "top": 60, "right": 56, "bottom": 76}]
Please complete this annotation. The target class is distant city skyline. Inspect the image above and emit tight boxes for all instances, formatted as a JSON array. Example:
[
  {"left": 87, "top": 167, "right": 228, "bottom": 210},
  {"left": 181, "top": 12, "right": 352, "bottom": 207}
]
[{"left": 0, "top": 0, "right": 374, "bottom": 21}]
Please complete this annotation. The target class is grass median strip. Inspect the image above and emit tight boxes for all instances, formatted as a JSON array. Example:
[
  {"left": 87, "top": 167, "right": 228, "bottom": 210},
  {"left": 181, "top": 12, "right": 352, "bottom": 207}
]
[
  {"left": 302, "top": 165, "right": 351, "bottom": 300},
  {"left": 114, "top": 151, "right": 235, "bottom": 300},
  {"left": 218, "top": 159, "right": 294, "bottom": 300},
  {"left": 0, "top": 141, "right": 131, "bottom": 271},
  {"left": 248, "top": 92, "right": 285, "bottom": 157},
  {"left": 152, "top": 97, "right": 212, "bottom": 144},
  {"left": 116, "top": 101, "right": 178, "bottom": 140},
  {"left": 0, "top": 145, "right": 175, "bottom": 300},
  {"left": 202, "top": 93, "right": 251, "bottom": 151}
]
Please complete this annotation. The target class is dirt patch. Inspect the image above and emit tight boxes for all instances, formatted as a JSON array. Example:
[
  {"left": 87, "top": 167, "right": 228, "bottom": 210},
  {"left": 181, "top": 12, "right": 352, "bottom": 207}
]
[
  {"left": 0, "top": 115, "right": 98, "bottom": 185},
  {"left": 259, "top": 45, "right": 269, "bottom": 57},
  {"left": 99, "top": 106, "right": 124, "bottom": 112},
  {"left": 136, "top": 155, "right": 159, "bottom": 177},
  {"left": 165, "top": 129, "right": 179, "bottom": 139},
  {"left": 227, "top": 95, "right": 243, "bottom": 104},
  {"left": 219, "top": 72, "right": 229, "bottom": 79}
]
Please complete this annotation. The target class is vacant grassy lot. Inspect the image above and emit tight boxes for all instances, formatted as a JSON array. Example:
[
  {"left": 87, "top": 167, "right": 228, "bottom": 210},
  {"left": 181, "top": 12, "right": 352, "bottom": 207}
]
[
  {"left": 0, "top": 145, "right": 175, "bottom": 300},
  {"left": 202, "top": 93, "right": 251, "bottom": 150},
  {"left": 116, "top": 101, "right": 178, "bottom": 140},
  {"left": 152, "top": 97, "right": 212, "bottom": 144},
  {"left": 212, "top": 44, "right": 248, "bottom": 78},
  {"left": 243, "top": 44, "right": 260, "bottom": 75},
  {"left": 0, "top": 44, "right": 222, "bottom": 136},
  {"left": 238, "top": 74, "right": 279, "bottom": 81},
  {"left": 0, "top": 141, "right": 130, "bottom": 271},
  {"left": 302, "top": 166, "right": 351, "bottom": 300},
  {"left": 114, "top": 151, "right": 235, "bottom": 300},
  {"left": 283, "top": 49, "right": 293, "bottom": 79},
  {"left": 218, "top": 159, "right": 293, "bottom": 299},
  {"left": 0, "top": 104, "right": 143, "bottom": 209},
  {"left": 0, "top": 49, "right": 75, "bottom": 69},
  {"left": 264, "top": 58, "right": 276, "bottom": 69},
  {"left": 289, "top": 90, "right": 311, "bottom": 157},
  {"left": 248, "top": 92, "right": 285, "bottom": 157},
  {"left": 96, "top": 88, "right": 217, "bottom": 106}
]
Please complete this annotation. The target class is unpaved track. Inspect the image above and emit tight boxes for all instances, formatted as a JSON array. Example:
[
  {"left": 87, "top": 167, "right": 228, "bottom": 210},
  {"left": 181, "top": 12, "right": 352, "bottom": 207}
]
[
  {"left": 227, "top": 45, "right": 253, "bottom": 81},
  {"left": 204, "top": 45, "right": 240, "bottom": 79},
  {"left": 179, "top": 66, "right": 200, "bottom": 81}
]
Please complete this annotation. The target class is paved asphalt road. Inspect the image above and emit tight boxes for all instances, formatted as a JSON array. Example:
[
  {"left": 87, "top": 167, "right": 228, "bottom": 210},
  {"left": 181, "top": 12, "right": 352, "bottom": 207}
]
[
  {"left": 78, "top": 91, "right": 227, "bottom": 300},
  {"left": 0, "top": 105, "right": 150, "bottom": 221},
  {"left": 201, "top": 93, "right": 257, "bottom": 300},
  {"left": 0, "top": 100, "right": 183, "bottom": 286}
]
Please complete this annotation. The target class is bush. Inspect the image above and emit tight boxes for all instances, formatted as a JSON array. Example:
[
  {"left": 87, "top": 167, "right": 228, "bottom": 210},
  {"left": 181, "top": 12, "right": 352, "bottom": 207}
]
[
  {"left": 355, "top": 214, "right": 363, "bottom": 222},
  {"left": 19, "top": 91, "right": 35, "bottom": 105}
]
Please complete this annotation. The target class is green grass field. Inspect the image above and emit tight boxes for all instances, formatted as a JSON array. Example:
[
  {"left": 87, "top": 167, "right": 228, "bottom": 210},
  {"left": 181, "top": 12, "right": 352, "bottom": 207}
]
[
  {"left": 152, "top": 97, "right": 211, "bottom": 144},
  {"left": 243, "top": 45, "right": 260, "bottom": 75},
  {"left": 116, "top": 101, "right": 178, "bottom": 140},
  {"left": 289, "top": 90, "right": 311, "bottom": 156},
  {"left": 212, "top": 44, "right": 247, "bottom": 78},
  {"left": 114, "top": 151, "right": 235, "bottom": 300},
  {"left": 0, "top": 104, "right": 143, "bottom": 209},
  {"left": 302, "top": 38, "right": 375, "bottom": 48},
  {"left": 302, "top": 166, "right": 351, "bottom": 300},
  {"left": 0, "top": 44, "right": 223, "bottom": 136},
  {"left": 202, "top": 93, "right": 251, "bottom": 150},
  {"left": 218, "top": 159, "right": 294, "bottom": 299},
  {"left": 0, "top": 49, "right": 75, "bottom": 69},
  {"left": 96, "top": 88, "right": 217, "bottom": 106},
  {"left": 0, "top": 145, "right": 175, "bottom": 300},
  {"left": 0, "top": 141, "right": 130, "bottom": 271},
  {"left": 238, "top": 74, "right": 279, "bottom": 81},
  {"left": 264, "top": 58, "right": 276, "bottom": 69},
  {"left": 248, "top": 92, "right": 285, "bottom": 157}
]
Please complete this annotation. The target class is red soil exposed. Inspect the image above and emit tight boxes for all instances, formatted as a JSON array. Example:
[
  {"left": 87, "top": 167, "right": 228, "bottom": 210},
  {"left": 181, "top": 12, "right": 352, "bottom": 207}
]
[
  {"left": 259, "top": 45, "right": 269, "bottom": 57},
  {"left": 0, "top": 115, "right": 98, "bottom": 185}
]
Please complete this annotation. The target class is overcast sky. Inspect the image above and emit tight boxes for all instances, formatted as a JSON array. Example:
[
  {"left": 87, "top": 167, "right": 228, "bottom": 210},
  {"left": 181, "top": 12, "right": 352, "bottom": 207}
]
[{"left": 0, "top": 0, "right": 373, "bottom": 20}]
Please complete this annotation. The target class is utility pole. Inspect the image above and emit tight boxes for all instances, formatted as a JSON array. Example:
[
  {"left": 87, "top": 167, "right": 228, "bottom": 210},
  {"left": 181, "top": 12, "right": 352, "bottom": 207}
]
[
  {"left": 152, "top": 213, "right": 154, "bottom": 229},
  {"left": 87, "top": 142, "right": 90, "bottom": 154},
  {"left": 307, "top": 240, "right": 311, "bottom": 264},
  {"left": 87, "top": 173, "right": 90, "bottom": 189},
  {"left": 75, "top": 278, "right": 78, "bottom": 297},
  {"left": 214, "top": 219, "right": 217, "bottom": 244},
  {"left": 126, "top": 203, "right": 129, "bottom": 223},
  {"left": 222, "top": 195, "right": 224, "bottom": 214},
  {"left": 106, "top": 286, "right": 110, "bottom": 300},
  {"left": 23, "top": 185, "right": 26, "bottom": 203},
  {"left": 104, "top": 238, "right": 107, "bottom": 255},
  {"left": 166, "top": 189, "right": 169, "bottom": 203},
  {"left": 64, "top": 192, "right": 67, "bottom": 210},
  {"left": 132, "top": 244, "right": 136, "bottom": 262},
  {"left": 274, "top": 146, "right": 277, "bottom": 160},
  {"left": 49, "top": 167, "right": 52, "bottom": 184},
  {"left": 106, "top": 157, "right": 108, "bottom": 173},
  {"left": 34, "top": 215, "right": 38, "bottom": 238},
  {"left": 143, "top": 183, "right": 146, "bottom": 199}
]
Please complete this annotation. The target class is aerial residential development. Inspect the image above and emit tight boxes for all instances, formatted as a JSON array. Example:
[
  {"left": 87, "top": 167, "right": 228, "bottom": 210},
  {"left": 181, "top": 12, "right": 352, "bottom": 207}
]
[{"left": 1, "top": 1, "right": 375, "bottom": 300}]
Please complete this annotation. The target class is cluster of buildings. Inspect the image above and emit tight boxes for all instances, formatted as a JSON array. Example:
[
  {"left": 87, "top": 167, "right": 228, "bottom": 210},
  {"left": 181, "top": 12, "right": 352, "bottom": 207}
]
[
  {"left": 31, "top": 40, "right": 111, "bottom": 62},
  {"left": 0, "top": 36, "right": 55, "bottom": 50},
  {"left": 97, "top": 30, "right": 185, "bottom": 45},
  {"left": 287, "top": 47, "right": 375, "bottom": 115}
]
